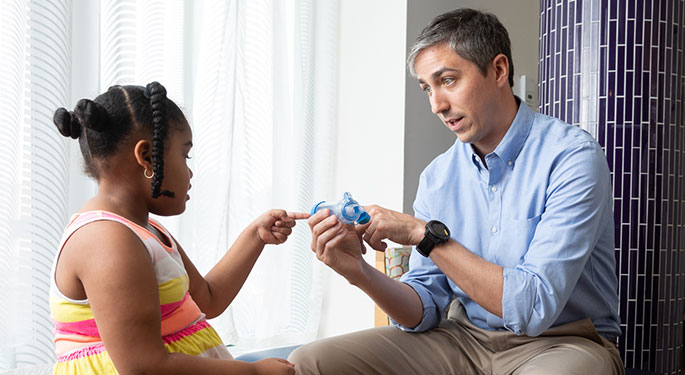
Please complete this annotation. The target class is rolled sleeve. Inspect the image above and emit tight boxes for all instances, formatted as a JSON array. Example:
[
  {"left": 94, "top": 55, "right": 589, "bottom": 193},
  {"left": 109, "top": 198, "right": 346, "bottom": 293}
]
[
  {"left": 389, "top": 247, "right": 454, "bottom": 332},
  {"left": 501, "top": 142, "right": 611, "bottom": 336},
  {"left": 391, "top": 280, "right": 441, "bottom": 332}
]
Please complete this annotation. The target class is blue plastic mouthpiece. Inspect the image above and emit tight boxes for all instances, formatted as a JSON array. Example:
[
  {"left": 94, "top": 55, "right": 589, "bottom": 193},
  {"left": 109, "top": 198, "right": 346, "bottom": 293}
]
[{"left": 310, "top": 192, "right": 371, "bottom": 225}]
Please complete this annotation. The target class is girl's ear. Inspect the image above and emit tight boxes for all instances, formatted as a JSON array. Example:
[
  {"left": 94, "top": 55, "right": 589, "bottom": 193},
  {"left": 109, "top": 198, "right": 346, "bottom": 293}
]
[{"left": 133, "top": 139, "right": 153, "bottom": 172}]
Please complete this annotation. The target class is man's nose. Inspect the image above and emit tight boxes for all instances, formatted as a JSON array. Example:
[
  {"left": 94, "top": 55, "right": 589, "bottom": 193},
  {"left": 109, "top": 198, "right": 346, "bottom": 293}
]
[{"left": 430, "top": 90, "right": 449, "bottom": 114}]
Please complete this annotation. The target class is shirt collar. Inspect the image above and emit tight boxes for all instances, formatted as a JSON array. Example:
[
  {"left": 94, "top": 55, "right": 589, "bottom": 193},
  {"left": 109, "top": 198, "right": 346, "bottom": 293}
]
[
  {"left": 465, "top": 97, "right": 534, "bottom": 171},
  {"left": 489, "top": 97, "right": 534, "bottom": 168}
]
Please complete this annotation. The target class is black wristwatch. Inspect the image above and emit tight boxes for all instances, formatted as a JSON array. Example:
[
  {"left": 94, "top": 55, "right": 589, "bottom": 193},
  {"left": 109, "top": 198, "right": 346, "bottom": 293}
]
[{"left": 416, "top": 220, "right": 451, "bottom": 257}]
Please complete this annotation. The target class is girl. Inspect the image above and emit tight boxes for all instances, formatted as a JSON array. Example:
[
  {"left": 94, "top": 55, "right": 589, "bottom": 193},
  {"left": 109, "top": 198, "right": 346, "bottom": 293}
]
[{"left": 50, "top": 82, "right": 305, "bottom": 374}]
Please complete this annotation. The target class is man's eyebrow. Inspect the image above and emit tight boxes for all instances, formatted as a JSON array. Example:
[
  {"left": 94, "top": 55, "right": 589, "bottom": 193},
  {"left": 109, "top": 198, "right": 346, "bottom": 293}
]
[{"left": 431, "top": 67, "right": 459, "bottom": 79}]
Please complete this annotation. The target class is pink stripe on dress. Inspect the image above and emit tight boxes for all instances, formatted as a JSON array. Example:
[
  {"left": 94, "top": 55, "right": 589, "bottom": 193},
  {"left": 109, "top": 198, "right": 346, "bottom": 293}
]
[
  {"left": 56, "top": 343, "right": 107, "bottom": 362},
  {"left": 53, "top": 318, "right": 100, "bottom": 338},
  {"left": 162, "top": 319, "right": 211, "bottom": 345},
  {"left": 160, "top": 295, "right": 204, "bottom": 336}
]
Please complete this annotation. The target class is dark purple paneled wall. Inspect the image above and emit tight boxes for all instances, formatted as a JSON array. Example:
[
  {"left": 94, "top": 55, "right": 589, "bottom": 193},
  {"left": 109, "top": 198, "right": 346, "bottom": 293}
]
[{"left": 538, "top": 0, "right": 684, "bottom": 372}]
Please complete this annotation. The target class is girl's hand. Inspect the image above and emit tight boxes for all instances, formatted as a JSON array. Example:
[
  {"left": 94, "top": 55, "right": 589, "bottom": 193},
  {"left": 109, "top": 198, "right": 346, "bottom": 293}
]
[
  {"left": 254, "top": 209, "right": 310, "bottom": 245},
  {"left": 253, "top": 358, "right": 296, "bottom": 375}
]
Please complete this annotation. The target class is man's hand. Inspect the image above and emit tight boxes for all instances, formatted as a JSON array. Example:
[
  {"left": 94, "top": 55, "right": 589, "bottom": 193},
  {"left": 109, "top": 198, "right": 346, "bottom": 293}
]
[
  {"left": 360, "top": 205, "right": 426, "bottom": 251},
  {"left": 309, "top": 206, "right": 427, "bottom": 327},
  {"left": 308, "top": 209, "right": 368, "bottom": 284}
]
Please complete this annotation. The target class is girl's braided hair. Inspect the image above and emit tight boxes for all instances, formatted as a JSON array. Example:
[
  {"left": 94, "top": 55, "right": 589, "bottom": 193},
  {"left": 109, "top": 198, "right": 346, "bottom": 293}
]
[{"left": 53, "top": 82, "right": 184, "bottom": 198}]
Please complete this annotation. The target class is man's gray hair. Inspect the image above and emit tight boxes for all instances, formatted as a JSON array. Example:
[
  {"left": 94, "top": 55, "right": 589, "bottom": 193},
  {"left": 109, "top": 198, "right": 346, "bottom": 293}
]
[{"left": 407, "top": 8, "right": 514, "bottom": 87}]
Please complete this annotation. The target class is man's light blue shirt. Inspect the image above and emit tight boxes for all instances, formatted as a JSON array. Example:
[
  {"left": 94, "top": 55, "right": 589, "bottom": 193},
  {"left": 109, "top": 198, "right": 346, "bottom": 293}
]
[{"left": 395, "top": 102, "right": 621, "bottom": 340}]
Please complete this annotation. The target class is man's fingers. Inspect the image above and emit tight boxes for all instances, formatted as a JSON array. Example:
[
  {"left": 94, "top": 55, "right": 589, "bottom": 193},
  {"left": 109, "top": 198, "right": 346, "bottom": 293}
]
[
  {"left": 356, "top": 220, "right": 372, "bottom": 232},
  {"left": 308, "top": 209, "right": 330, "bottom": 227},
  {"left": 311, "top": 214, "right": 338, "bottom": 237},
  {"left": 316, "top": 222, "right": 342, "bottom": 249},
  {"left": 362, "top": 227, "right": 388, "bottom": 251},
  {"left": 366, "top": 238, "right": 387, "bottom": 251},
  {"left": 325, "top": 226, "right": 353, "bottom": 251},
  {"left": 315, "top": 222, "right": 344, "bottom": 259}
]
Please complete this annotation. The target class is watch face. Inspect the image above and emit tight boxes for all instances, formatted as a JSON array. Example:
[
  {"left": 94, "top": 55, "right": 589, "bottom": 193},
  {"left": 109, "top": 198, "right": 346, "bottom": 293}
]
[{"left": 429, "top": 220, "right": 450, "bottom": 240}]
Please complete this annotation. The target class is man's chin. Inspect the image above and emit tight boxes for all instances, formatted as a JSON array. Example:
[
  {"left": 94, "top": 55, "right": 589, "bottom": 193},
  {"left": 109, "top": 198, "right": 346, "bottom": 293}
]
[{"left": 455, "top": 133, "right": 471, "bottom": 143}]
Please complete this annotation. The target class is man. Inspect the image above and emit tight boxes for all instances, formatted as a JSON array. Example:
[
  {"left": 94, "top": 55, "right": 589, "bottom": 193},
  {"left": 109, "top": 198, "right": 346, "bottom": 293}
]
[{"left": 290, "top": 8, "right": 623, "bottom": 374}]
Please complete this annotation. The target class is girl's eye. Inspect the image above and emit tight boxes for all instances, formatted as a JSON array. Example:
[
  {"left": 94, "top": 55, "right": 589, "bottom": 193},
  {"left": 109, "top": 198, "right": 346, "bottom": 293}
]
[{"left": 185, "top": 155, "right": 192, "bottom": 160}]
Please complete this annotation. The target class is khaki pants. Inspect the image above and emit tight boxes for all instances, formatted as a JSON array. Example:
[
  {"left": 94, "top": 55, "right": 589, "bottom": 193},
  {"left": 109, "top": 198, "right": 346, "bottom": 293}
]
[{"left": 289, "top": 301, "right": 624, "bottom": 375}]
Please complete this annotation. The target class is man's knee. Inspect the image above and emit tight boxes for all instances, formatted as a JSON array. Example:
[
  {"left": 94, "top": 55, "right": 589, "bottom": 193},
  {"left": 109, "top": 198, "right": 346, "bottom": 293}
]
[
  {"left": 288, "top": 339, "right": 345, "bottom": 375},
  {"left": 516, "top": 363, "right": 614, "bottom": 375},
  {"left": 288, "top": 327, "right": 404, "bottom": 375},
  {"left": 512, "top": 340, "right": 620, "bottom": 375},
  {"left": 287, "top": 342, "right": 317, "bottom": 373}
]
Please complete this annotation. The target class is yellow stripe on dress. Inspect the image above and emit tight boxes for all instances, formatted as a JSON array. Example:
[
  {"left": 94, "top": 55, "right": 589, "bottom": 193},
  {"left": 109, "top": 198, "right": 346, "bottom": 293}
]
[
  {"left": 54, "top": 350, "right": 117, "bottom": 375},
  {"left": 157, "top": 274, "right": 189, "bottom": 305},
  {"left": 163, "top": 323, "right": 226, "bottom": 356},
  {"left": 49, "top": 296, "right": 94, "bottom": 323}
]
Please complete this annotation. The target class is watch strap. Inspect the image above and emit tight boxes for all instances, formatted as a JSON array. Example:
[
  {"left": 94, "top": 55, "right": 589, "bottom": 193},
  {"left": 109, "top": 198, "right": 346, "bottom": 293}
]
[{"left": 416, "top": 235, "right": 436, "bottom": 257}]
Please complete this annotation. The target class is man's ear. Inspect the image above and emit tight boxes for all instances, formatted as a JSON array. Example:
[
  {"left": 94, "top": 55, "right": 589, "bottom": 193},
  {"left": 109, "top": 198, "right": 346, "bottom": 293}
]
[
  {"left": 491, "top": 53, "right": 510, "bottom": 88},
  {"left": 133, "top": 139, "right": 153, "bottom": 172}
]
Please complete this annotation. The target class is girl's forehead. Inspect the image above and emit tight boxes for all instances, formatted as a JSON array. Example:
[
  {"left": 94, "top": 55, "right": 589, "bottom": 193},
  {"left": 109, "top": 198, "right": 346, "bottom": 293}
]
[
  {"left": 170, "top": 117, "right": 190, "bottom": 129},
  {"left": 170, "top": 121, "right": 192, "bottom": 142}
]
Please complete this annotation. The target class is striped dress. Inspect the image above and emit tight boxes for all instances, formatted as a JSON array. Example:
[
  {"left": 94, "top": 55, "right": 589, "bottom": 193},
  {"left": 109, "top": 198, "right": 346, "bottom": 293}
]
[{"left": 49, "top": 211, "right": 232, "bottom": 374}]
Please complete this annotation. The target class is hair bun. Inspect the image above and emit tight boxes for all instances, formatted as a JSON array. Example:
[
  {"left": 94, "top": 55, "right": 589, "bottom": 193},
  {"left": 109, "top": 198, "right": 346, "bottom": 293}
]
[
  {"left": 144, "top": 81, "right": 167, "bottom": 100},
  {"left": 74, "top": 98, "right": 111, "bottom": 132},
  {"left": 53, "top": 107, "right": 81, "bottom": 139}
]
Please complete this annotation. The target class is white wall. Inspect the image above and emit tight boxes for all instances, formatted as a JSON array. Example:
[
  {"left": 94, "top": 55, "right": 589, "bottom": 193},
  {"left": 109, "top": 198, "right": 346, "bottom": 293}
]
[{"left": 317, "top": 0, "right": 408, "bottom": 339}]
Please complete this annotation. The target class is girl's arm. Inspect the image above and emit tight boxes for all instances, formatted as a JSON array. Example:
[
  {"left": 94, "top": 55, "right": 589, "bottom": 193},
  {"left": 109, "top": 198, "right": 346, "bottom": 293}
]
[
  {"left": 176, "top": 209, "right": 309, "bottom": 318},
  {"left": 68, "top": 221, "right": 294, "bottom": 375}
]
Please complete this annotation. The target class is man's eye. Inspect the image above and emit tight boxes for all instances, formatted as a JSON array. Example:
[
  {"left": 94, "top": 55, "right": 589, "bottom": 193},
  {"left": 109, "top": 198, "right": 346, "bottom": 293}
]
[
  {"left": 443, "top": 77, "right": 455, "bottom": 85},
  {"left": 421, "top": 85, "right": 431, "bottom": 93}
]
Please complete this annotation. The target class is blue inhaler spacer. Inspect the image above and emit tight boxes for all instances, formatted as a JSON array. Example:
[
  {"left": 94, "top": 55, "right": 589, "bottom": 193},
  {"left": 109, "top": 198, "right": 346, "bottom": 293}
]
[{"left": 310, "top": 192, "right": 371, "bottom": 225}]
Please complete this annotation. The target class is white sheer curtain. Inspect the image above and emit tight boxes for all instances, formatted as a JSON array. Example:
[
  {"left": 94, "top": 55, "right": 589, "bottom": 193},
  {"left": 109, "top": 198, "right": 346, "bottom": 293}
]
[
  {"left": 0, "top": 0, "right": 338, "bottom": 370},
  {"left": 185, "top": 0, "right": 338, "bottom": 349},
  {"left": 0, "top": 0, "right": 72, "bottom": 370}
]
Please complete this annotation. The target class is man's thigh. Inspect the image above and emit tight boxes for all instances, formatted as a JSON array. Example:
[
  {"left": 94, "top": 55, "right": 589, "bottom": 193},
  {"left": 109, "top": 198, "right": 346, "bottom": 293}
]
[
  {"left": 502, "top": 336, "right": 623, "bottom": 375},
  {"left": 288, "top": 322, "right": 490, "bottom": 375}
]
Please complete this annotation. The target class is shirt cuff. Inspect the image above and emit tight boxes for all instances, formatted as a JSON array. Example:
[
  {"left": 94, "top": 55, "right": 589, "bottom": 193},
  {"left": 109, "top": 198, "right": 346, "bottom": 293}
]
[
  {"left": 390, "top": 281, "right": 441, "bottom": 332},
  {"left": 502, "top": 267, "right": 532, "bottom": 336}
]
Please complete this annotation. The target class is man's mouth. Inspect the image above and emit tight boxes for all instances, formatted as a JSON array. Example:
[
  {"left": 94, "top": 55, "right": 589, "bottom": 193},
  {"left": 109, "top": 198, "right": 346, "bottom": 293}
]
[{"left": 446, "top": 116, "right": 464, "bottom": 131}]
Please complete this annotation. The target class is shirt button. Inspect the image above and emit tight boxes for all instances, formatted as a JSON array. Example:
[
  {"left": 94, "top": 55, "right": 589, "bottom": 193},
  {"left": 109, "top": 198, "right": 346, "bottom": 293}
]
[
  {"left": 491, "top": 225, "right": 498, "bottom": 233},
  {"left": 507, "top": 160, "right": 513, "bottom": 166},
  {"left": 490, "top": 186, "right": 497, "bottom": 192}
]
